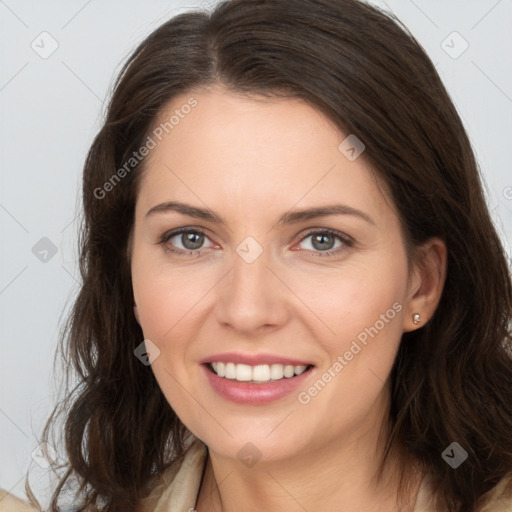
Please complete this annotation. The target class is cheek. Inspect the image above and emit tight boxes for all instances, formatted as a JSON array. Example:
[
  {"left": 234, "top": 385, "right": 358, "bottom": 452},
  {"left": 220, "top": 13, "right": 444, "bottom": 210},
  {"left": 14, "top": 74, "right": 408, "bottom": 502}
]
[
  {"left": 292, "top": 261, "right": 406, "bottom": 343},
  {"left": 131, "top": 242, "right": 199, "bottom": 337},
  {"left": 294, "top": 258, "right": 408, "bottom": 409},
  {"left": 131, "top": 247, "right": 180, "bottom": 339},
  {"left": 295, "top": 275, "right": 406, "bottom": 435},
  {"left": 132, "top": 274, "right": 170, "bottom": 338},
  {"left": 131, "top": 262, "right": 200, "bottom": 410}
]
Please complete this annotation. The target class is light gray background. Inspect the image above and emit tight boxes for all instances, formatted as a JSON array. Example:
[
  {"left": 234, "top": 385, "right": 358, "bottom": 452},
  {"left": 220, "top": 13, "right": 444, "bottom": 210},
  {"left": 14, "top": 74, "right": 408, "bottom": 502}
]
[{"left": 1, "top": 0, "right": 511, "bottom": 503}]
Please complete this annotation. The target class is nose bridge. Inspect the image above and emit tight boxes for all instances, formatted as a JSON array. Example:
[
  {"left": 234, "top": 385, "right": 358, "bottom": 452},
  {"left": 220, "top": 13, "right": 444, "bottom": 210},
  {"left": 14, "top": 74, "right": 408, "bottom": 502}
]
[{"left": 215, "top": 235, "right": 287, "bottom": 331}]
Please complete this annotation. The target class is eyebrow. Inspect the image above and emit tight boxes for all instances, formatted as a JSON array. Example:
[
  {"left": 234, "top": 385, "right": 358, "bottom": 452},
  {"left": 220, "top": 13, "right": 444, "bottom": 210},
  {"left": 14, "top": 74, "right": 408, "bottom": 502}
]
[{"left": 145, "top": 201, "right": 375, "bottom": 226}]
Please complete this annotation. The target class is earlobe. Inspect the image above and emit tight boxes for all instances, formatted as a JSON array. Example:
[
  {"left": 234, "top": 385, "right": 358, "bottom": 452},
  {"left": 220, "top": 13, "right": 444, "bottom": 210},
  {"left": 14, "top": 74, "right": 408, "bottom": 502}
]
[{"left": 403, "top": 237, "right": 447, "bottom": 332}]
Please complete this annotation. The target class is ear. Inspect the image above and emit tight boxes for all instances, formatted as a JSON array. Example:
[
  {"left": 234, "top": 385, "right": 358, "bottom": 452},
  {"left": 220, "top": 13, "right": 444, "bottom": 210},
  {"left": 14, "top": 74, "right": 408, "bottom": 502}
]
[
  {"left": 133, "top": 302, "right": 141, "bottom": 326},
  {"left": 402, "top": 237, "right": 447, "bottom": 332}
]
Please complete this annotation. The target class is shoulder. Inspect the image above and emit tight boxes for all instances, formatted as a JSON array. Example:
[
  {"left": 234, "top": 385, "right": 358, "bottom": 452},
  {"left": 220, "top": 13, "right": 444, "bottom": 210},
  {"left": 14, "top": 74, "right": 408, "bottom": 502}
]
[
  {"left": 0, "top": 490, "right": 38, "bottom": 512},
  {"left": 414, "top": 472, "right": 512, "bottom": 512},
  {"left": 477, "top": 473, "right": 512, "bottom": 512},
  {"left": 0, "top": 438, "right": 207, "bottom": 512}
]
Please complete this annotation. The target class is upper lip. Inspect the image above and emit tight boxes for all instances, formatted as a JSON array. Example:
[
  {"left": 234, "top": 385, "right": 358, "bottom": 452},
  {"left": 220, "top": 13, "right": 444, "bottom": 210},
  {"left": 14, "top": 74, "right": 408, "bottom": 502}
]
[{"left": 200, "top": 352, "right": 314, "bottom": 367}]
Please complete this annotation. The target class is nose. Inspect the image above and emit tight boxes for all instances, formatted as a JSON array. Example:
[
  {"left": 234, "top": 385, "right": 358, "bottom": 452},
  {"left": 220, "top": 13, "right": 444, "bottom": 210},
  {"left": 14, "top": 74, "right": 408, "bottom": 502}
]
[{"left": 214, "top": 242, "right": 289, "bottom": 335}]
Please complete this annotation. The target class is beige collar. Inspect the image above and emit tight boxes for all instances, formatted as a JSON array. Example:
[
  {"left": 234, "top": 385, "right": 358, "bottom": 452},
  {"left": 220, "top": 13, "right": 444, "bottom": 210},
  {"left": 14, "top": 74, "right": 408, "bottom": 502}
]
[{"left": 141, "top": 437, "right": 208, "bottom": 512}]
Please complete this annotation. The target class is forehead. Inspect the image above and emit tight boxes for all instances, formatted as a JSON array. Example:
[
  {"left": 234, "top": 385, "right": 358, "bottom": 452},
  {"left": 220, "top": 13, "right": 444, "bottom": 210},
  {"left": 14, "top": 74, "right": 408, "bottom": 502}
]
[{"left": 136, "top": 87, "right": 393, "bottom": 225}]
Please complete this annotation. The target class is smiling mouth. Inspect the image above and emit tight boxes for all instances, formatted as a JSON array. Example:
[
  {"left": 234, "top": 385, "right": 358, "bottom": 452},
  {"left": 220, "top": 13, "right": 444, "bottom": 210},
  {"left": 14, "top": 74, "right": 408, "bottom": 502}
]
[{"left": 205, "top": 362, "right": 315, "bottom": 383}]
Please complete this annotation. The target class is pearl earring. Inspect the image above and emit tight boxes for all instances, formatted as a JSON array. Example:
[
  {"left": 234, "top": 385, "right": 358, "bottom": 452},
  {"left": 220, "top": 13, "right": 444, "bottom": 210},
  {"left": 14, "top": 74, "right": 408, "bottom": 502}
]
[{"left": 412, "top": 313, "right": 421, "bottom": 325}]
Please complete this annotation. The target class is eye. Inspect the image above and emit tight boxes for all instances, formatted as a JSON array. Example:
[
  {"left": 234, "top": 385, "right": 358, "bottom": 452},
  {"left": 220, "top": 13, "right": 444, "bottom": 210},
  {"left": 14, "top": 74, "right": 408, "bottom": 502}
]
[
  {"left": 295, "top": 229, "right": 353, "bottom": 257},
  {"left": 158, "top": 227, "right": 215, "bottom": 256},
  {"left": 157, "top": 227, "right": 353, "bottom": 258}
]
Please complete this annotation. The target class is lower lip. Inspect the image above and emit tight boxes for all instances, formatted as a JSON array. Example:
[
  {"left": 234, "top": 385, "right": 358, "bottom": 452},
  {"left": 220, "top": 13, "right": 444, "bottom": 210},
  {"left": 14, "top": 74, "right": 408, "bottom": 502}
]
[{"left": 201, "top": 364, "right": 314, "bottom": 405}]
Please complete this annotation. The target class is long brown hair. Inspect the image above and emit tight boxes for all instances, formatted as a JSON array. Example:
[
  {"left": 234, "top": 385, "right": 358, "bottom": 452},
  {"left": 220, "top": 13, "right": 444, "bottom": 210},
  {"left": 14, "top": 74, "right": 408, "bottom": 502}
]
[{"left": 26, "top": 1, "right": 512, "bottom": 510}]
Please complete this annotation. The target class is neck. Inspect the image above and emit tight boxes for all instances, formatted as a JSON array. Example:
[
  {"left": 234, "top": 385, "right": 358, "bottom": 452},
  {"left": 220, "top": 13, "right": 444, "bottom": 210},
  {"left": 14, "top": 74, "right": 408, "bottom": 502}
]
[{"left": 195, "top": 396, "right": 423, "bottom": 512}]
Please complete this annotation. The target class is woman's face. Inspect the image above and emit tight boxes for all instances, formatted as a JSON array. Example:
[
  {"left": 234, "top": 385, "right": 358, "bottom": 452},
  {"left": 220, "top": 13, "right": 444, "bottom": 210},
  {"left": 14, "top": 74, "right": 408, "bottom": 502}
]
[{"left": 130, "top": 87, "right": 423, "bottom": 463}]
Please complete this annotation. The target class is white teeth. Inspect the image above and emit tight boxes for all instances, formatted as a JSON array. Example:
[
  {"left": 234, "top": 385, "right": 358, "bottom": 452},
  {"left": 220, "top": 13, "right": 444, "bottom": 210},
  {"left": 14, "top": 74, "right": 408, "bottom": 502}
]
[
  {"left": 294, "top": 365, "right": 308, "bottom": 375},
  {"left": 225, "top": 362, "right": 236, "bottom": 379},
  {"left": 253, "top": 364, "right": 271, "bottom": 381},
  {"left": 270, "top": 364, "right": 284, "bottom": 380},
  {"left": 283, "top": 365, "right": 295, "bottom": 378},
  {"left": 209, "top": 362, "right": 310, "bottom": 382},
  {"left": 236, "top": 364, "right": 253, "bottom": 381}
]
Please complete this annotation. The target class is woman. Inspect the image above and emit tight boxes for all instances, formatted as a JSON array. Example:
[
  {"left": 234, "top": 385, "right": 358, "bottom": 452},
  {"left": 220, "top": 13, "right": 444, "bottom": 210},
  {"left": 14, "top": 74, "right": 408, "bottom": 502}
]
[{"left": 3, "top": 0, "right": 512, "bottom": 510}]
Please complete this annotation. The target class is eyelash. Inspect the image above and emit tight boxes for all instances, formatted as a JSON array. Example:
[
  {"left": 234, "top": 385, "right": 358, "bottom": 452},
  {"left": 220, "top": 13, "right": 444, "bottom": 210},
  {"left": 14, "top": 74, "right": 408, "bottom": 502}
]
[{"left": 157, "top": 227, "right": 354, "bottom": 258}]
